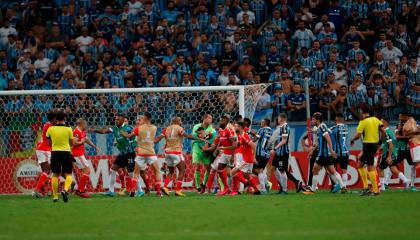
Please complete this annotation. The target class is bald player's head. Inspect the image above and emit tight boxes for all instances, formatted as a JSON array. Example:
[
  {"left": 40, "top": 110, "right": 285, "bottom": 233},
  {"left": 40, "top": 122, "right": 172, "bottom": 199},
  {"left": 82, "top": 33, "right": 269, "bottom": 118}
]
[{"left": 172, "top": 116, "right": 182, "bottom": 125}]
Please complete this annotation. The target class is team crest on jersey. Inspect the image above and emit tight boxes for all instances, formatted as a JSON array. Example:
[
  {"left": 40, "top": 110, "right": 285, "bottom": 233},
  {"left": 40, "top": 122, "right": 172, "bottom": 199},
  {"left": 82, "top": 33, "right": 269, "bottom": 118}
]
[{"left": 13, "top": 159, "right": 41, "bottom": 194}]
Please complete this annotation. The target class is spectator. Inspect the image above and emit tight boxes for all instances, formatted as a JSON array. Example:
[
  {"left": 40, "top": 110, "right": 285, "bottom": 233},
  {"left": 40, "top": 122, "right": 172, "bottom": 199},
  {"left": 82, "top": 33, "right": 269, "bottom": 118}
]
[
  {"left": 381, "top": 40, "right": 403, "bottom": 64},
  {"left": 287, "top": 83, "right": 306, "bottom": 121}
]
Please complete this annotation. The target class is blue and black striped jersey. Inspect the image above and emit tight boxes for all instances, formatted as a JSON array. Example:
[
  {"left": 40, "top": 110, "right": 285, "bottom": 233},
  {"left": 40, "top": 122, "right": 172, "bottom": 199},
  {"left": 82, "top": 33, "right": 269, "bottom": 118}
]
[
  {"left": 255, "top": 127, "right": 273, "bottom": 158},
  {"left": 317, "top": 123, "right": 332, "bottom": 157},
  {"left": 330, "top": 124, "right": 349, "bottom": 157},
  {"left": 272, "top": 123, "right": 290, "bottom": 156}
]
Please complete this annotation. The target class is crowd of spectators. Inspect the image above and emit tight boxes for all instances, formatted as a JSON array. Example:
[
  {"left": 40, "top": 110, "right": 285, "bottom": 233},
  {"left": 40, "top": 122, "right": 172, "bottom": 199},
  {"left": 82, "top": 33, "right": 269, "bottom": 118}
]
[{"left": 0, "top": 0, "right": 419, "bottom": 124}]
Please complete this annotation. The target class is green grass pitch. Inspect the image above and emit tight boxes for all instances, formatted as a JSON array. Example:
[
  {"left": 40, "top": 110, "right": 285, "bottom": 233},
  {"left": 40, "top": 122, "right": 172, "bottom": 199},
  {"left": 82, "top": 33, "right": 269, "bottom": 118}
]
[{"left": 1, "top": 190, "right": 420, "bottom": 240}]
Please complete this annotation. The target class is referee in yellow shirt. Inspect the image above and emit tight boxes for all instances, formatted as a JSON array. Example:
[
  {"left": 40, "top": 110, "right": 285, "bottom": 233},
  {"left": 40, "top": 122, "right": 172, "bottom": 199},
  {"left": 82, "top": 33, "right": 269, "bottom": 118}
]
[
  {"left": 46, "top": 109, "right": 77, "bottom": 202},
  {"left": 350, "top": 106, "right": 385, "bottom": 196}
]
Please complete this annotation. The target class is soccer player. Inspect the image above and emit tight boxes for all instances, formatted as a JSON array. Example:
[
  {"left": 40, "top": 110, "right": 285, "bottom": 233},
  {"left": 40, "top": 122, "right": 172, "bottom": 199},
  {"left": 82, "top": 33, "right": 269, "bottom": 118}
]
[
  {"left": 155, "top": 116, "right": 207, "bottom": 196},
  {"left": 350, "top": 106, "right": 384, "bottom": 196},
  {"left": 378, "top": 118, "right": 410, "bottom": 191},
  {"left": 72, "top": 118, "right": 100, "bottom": 198},
  {"left": 330, "top": 113, "right": 349, "bottom": 190},
  {"left": 253, "top": 118, "right": 273, "bottom": 193},
  {"left": 94, "top": 114, "right": 137, "bottom": 197},
  {"left": 191, "top": 114, "right": 216, "bottom": 193},
  {"left": 395, "top": 113, "right": 418, "bottom": 191},
  {"left": 121, "top": 112, "right": 162, "bottom": 197},
  {"left": 231, "top": 121, "right": 260, "bottom": 195},
  {"left": 269, "top": 113, "right": 305, "bottom": 194},
  {"left": 305, "top": 112, "right": 345, "bottom": 194},
  {"left": 46, "top": 109, "right": 78, "bottom": 202},
  {"left": 206, "top": 114, "right": 237, "bottom": 196},
  {"left": 32, "top": 110, "right": 55, "bottom": 198}
]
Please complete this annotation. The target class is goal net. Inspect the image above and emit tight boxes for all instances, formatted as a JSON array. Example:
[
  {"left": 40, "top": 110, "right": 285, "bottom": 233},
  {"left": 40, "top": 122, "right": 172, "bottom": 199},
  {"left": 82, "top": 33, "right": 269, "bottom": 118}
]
[{"left": 0, "top": 84, "right": 269, "bottom": 194}]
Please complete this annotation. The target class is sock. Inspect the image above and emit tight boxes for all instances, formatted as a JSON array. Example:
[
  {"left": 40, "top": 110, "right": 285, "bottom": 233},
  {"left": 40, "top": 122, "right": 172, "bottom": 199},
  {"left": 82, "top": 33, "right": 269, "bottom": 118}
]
[
  {"left": 218, "top": 169, "right": 229, "bottom": 191},
  {"left": 368, "top": 170, "right": 379, "bottom": 193},
  {"left": 280, "top": 172, "right": 288, "bottom": 192},
  {"left": 143, "top": 176, "right": 150, "bottom": 191},
  {"left": 274, "top": 169, "right": 282, "bottom": 184},
  {"left": 176, "top": 180, "right": 182, "bottom": 191},
  {"left": 232, "top": 175, "right": 239, "bottom": 192},
  {"left": 312, "top": 175, "right": 318, "bottom": 191},
  {"left": 358, "top": 168, "right": 369, "bottom": 189},
  {"left": 286, "top": 170, "right": 299, "bottom": 187},
  {"left": 64, "top": 175, "right": 73, "bottom": 192},
  {"left": 131, "top": 178, "right": 138, "bottom": 192},
  {"left": 258, "top": 172, "right": 265, "bottom": 190},
  {"left": 202, "top": 170, "right": 209, "bottom": 186},
  {"left": 250, "top": 175, "right": 259, "bottom": 192},
  {"left": 52, "top": 176, "right": 59, "bottom": 199},
  {"left": 342, "top": 173, "right": 348, "bottom": 188},
  {"left": 194, "top": 170, "right": 201, "bottom": 189},
  {"left": 380, "top": 177, "right": 385, "bottom": 190},
  {"left": 398, "top": 172, "right": 409, "bottom": 183},
  {"left": 109, "top": 169, "right": 116, "bottom": 192},
  {"left": 235, "top": 171, "right": 247, "bottom": 184},
  {"left": 411, "top": 166, "right": 416, "bottom": 187},
  {"left": 35, "top": 172, "right": 48, "bottom": 191},
  {"left": 164, "top": 176, "right": 171, "bottom": 188},
  {"left": 384, "top": 170, "right": 391, "bottom": 185},
  {"left": 331, "top": 172, "right": 344, "bottom": 187},
  {"left": 125, "top": 176, "right": 132, "bottom": 192},
  {"left": 156, "top": 182, "right": 161, "bottom": 194},
  {"left": 118, "top": 170, "right": 125, "bottom": 189},
  {"left": 78, "top": 174, "right": 89, "bottom": 192},
  {"left": 137, "top": 176, "right": 144, "bottom": 192},
  {"left": 206, "top": 172, "right": 216, "bottom": 190}
]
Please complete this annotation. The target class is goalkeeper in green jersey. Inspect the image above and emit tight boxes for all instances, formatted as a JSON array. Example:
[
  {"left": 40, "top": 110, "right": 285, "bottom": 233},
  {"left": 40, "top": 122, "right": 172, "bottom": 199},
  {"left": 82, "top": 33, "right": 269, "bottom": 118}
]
[
  {"left": 378, "top": 118, "right": 410, "bottom": 191},
  {"left": 192, "top": 114, "right": 217, "bottom": 193}
]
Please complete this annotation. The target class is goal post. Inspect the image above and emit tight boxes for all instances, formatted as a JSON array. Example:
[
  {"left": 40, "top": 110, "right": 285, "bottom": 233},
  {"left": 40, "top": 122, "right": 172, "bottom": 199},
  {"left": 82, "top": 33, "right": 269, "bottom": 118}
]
[{"left": 0, "top": 84, "right": 269, "bottom": 194}]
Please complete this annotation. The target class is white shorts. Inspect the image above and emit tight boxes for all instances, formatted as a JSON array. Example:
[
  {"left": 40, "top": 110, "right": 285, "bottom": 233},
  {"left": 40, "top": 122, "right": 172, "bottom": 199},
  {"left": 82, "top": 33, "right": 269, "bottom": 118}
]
[
  {"left": 211, "top": 153, "right": 233, "bottom": 170},
  {"left": 36, "top": 150, "right": 51, "bottom": 164},
  {"left": 135, "top": 156, "right": 158, "bottom": 170},
  {"left": 410, "top": 144, "right": 420, "bottom": 163},
  {"left": 234, "top": 153, "right": 253, "bottom": 173},
  {"left": 73, "top": 155, "right": 89, "bottom": 169},
  {"left": 165, "top": 153, "right": 184, "bottom": 167}
]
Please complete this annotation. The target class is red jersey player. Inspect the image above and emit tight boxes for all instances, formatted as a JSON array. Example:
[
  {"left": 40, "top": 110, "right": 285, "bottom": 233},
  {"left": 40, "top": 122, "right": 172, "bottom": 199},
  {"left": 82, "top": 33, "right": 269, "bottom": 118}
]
[
  {"left": 33, "top": 110, "right": 56, "bottom": 198},
  {"left": 72, "top": 118, "right": 100, "bottom": 198},
  {"left": 155, "top": 117, "right": 206, "bottom": 196},
  {"left": 231, "top": 121, "right": 260, "bottom": 195},
  {"left": 206, "top": 114, "right": 237, "bottom": 196}
]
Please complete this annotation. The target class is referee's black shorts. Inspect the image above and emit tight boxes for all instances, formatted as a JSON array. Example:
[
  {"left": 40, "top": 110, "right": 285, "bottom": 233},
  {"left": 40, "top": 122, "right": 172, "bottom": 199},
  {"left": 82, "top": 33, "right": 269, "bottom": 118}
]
[
  {"left": 360, "top": 143, "right": 379, "bottom": 166},
  {"left": 51, "top": 151, "right": 73, "bottom": 174}
]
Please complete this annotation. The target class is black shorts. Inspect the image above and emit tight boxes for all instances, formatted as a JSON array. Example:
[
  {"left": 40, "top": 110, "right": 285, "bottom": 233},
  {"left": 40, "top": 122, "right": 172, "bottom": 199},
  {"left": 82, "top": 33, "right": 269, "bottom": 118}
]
[
  {"left": 254, "top": 155, "right": 269, "bottom": 169},
  {"left": 334, "top": 155, "right": 349, "bottom": 170},
  {"left": 51, "top": 151, "right": 73, "bottom": 174},
  {"left": 114, "top": 152, "right": 136, "bottom": 172},
  {"left": 360, "top": 143, "right": 378, "bottom": 166},
  {"left": 316, "top": 156, "right": 334, "bottom": 166},
  {"left": 272, "top": 154, "right": 288, "bottom": 171},
  {"left": 398, "top": 149, "right": 413, "bottom": 165},
  {"left": 379, "top": 153, "right": 399, "bottom": 170}
]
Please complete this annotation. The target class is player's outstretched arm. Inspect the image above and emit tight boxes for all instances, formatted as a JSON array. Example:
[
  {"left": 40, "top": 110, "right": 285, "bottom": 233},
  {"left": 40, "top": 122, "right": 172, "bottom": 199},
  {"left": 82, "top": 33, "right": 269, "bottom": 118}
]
[
  {"left": 93, "top": 128, "right": 112, "bottom": 134},
  {"left": 183, "top": 132, "right": 208, "bottom": 143},
  {"left": 85, "top": 137, "right": 100, "bottom": 153},
  {"left": 350, "top": 133, "right": 361, "bottom": 146},
  {"left": 154, "top": 134, "right": 164, "bottom": 143},
  {"left": 120, "top": 131, "right": 135, "bottom": 138}
]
